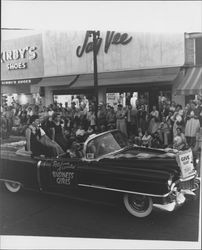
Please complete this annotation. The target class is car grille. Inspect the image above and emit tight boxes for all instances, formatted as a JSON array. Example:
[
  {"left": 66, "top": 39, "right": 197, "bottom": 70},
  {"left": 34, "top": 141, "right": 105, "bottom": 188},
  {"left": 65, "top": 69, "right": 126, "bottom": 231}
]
[{"left": 179, "top": 178, "right": 195, "bottom": 190}]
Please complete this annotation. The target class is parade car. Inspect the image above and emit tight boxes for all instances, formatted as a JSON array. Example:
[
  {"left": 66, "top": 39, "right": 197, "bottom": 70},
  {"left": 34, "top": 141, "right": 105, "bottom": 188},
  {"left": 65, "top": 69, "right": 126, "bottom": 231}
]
[{"left": 0, "top": 130, "right": 200, "bottom": 218}]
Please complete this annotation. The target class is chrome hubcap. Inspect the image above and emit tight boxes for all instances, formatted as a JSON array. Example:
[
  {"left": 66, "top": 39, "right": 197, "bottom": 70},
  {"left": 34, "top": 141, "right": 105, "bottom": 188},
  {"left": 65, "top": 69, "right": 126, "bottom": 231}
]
[{"left": 128, "top": 195, "right": 149, "bottom": 212}]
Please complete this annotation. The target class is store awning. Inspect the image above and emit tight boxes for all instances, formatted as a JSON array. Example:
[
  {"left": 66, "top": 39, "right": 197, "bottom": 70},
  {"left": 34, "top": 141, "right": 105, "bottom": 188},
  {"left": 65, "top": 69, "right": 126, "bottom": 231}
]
[
  {"left": 1, "top": 78, "right": 42, "bottom": 95},
  {"left": 175, "top": 67, "right": 202, "bottom": 95},
  {"left": 30, "top": 75, "right": 79, "bottom": 93},
  {"left": 36, "top": 75, "right": 79, "bottom": 87},
  {"left": 70, "top": 67, "right": 180, "bottom": 89},
  {"left": 31, "top": 67, "right": 179, "bottom": 93}
]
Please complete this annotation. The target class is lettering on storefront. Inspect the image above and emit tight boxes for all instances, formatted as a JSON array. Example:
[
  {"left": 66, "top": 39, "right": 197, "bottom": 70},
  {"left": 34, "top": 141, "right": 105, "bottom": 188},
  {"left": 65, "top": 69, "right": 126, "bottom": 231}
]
[
  {"left": 2, "top": 79, "right": 31, "bottom": 85},
  {"left": 1, "top": 46, "right": 38, "bottom": 71},
  {"left": 76, "top": 31, "right": 133, "bottom": 57}
]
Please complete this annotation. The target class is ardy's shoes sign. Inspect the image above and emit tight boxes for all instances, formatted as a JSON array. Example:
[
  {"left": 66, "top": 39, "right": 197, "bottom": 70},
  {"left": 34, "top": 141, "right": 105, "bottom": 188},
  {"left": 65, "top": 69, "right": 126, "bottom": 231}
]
[
  {"left": 1, "top": 33, "right": 44, "bottom": 81},
  {"left": 1, "top": 46, "right": 38, "bottom": 70}
]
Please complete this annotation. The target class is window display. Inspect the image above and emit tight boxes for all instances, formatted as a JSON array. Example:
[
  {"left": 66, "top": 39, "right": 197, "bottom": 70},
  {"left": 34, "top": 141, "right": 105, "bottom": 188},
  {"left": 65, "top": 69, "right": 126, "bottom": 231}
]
[
  {"left": 53, "top": 94, "right": 90, "bottom": 110},
  {"left": 106, "top": 91, "right": 148, "bottom": 110}
]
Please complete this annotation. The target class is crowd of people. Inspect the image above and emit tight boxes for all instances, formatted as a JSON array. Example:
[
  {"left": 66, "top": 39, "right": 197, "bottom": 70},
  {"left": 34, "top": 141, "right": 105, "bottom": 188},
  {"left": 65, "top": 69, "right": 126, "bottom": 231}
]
[{"left": 1, "top": 96, "right": 202, "bottom": 157}]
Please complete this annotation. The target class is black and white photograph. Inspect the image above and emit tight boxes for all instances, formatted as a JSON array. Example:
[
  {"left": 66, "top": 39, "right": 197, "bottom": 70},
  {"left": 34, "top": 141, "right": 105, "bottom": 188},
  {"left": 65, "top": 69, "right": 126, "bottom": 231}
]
[{"left": 0, "top": 1, "right": 202, "bottom": 249}]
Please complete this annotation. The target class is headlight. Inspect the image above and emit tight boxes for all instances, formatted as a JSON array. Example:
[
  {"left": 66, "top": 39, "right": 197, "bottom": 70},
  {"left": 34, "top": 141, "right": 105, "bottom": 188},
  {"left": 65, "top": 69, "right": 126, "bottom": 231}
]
[
  {"left": 168, "top": 175, "right": 173, "bottom": 187},
  {"left": 168, "top": 179, "right": 172, "bottom": 186},
  {"left": 195, "top": 158, "right": 199, "bottom": 165}
]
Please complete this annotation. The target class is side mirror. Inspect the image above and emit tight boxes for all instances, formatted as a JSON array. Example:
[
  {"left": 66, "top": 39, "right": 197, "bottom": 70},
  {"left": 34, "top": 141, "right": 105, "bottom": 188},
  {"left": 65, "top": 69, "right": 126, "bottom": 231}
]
[{"left": 86, "top": 153, "right": 95, "bottom": 159}]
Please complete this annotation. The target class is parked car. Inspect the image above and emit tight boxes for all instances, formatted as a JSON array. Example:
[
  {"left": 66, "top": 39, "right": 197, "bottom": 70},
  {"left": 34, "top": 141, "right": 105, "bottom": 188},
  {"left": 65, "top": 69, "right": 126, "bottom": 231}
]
[{"left": 0, "top": 130, "right": 200, "bottom": 218}]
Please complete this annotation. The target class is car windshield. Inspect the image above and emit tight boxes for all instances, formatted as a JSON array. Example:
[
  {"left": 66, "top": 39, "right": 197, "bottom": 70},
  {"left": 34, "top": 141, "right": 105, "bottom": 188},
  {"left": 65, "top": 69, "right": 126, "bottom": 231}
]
[{"left": 86, "top": 130, "right": 130, "bottom": 159}]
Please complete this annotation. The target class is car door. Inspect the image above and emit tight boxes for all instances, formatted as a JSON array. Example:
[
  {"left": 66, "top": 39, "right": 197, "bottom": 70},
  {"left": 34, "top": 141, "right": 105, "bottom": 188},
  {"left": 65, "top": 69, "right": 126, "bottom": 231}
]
[{"left": 37, "top": 157, "right": 80, "bottom": 194}]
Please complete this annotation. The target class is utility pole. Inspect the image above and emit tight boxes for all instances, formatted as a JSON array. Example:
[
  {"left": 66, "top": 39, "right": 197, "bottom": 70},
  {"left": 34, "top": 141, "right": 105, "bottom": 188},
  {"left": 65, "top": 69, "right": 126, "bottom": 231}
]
[{"left": 88, "top": 30, "right": 100, "bottom": 125}]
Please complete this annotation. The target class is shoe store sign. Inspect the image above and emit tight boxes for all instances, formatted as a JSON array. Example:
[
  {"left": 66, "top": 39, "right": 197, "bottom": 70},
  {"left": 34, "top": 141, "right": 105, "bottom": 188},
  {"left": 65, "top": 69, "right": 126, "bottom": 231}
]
[{"left": 1, "top": 46, "right": 38, "bottom": 71}]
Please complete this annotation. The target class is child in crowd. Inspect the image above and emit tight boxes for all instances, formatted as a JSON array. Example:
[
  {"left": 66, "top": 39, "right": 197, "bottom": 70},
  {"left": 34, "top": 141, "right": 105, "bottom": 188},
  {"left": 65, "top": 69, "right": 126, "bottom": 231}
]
[
  {"left": 141, "top": 130, "right": 152, "bottom": 147},
  {"left": 173, "top": 127, "right": 187, "bottom": 151},
  {"left": 134, "top": 128, "right": 143, "bottom": 146}
]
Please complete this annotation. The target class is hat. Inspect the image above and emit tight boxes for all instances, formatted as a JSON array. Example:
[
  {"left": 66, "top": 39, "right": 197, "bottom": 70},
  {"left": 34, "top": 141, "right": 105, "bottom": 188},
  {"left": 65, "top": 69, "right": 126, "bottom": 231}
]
[
  {"left": 190, "top": 111, "right": 195, "bottom": 117},
  {"left": 176, "top": 114, "right": 182, "bottom": 122}
]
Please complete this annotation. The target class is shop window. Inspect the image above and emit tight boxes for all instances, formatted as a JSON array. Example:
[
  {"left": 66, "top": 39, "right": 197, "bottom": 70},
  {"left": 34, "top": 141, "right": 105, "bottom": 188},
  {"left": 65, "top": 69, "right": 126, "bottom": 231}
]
[
  {"left": 106, "top": 91, "right": 149, "bottom": 111},
  {"left": 53, "top": 94, "right": 90, "bottom": 110}
]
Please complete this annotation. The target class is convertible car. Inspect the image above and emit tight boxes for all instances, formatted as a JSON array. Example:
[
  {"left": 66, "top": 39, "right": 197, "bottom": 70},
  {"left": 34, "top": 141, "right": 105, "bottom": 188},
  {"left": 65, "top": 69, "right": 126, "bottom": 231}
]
[{"left": 0, "top": 130, "right": 200, "bottom": 218}]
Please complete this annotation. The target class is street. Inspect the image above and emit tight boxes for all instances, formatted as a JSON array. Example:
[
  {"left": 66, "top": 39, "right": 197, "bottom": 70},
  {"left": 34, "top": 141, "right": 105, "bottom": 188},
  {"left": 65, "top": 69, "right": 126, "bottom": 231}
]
[{"left": 0, "top": 184, "right": 200, "bottom": 242}]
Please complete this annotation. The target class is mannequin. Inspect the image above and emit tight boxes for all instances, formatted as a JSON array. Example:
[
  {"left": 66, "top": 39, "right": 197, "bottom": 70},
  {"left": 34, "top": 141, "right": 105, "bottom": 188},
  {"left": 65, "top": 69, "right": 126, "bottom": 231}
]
[{"left": 130, "top": 92, "right": 138, "bottom": 109}]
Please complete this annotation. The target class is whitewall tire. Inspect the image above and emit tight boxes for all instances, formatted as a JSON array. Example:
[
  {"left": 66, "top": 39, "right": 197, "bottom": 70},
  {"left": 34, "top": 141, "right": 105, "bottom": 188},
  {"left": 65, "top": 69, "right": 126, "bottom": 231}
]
[
  {"left": 4, "top": 181, "right": 21, "bottom": 193},
  {"left": 123, "top": 193, "right": 153, "bottom": 218}
]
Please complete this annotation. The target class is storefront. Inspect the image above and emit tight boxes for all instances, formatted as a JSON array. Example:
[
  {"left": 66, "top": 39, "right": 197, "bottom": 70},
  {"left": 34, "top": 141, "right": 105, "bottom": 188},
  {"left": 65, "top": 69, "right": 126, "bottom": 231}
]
[
  {"left": 1, "top": 30, "right": 185, "bottom": 110},
  {"left": 1, "top": 33, "right": 44, "bottom": 105},
  {"left": 172, "top": 33, "right": 202, "bottom": 106}
]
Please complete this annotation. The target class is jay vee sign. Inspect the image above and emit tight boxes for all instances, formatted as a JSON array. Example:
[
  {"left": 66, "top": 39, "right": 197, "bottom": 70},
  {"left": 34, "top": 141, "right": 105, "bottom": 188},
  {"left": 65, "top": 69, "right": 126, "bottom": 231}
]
[{"left": 76, "top": 31, "right": 133, "bottom": 57}]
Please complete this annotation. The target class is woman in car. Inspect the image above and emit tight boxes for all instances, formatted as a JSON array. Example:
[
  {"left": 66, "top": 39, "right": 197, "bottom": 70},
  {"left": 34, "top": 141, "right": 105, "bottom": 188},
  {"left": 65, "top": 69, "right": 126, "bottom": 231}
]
[
  {"left": 25, "top": 115, "right": 64, "bottom": 157},
  {"left": 51, "top": 112, "right": 69, "bottom": 151}
]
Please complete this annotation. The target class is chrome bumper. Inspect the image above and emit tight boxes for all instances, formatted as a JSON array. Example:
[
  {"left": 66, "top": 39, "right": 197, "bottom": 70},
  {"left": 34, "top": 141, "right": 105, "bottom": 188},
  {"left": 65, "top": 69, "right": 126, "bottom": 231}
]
[{"left": 153, "top": 175, "right": 200, "bottom": 212}]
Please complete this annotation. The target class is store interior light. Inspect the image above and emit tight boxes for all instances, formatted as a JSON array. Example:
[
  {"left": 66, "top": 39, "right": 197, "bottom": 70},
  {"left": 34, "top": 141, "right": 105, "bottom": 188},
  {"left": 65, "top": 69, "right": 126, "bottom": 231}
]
[{"left": 20, "top": 94, "right": 28, "bottom": 105}]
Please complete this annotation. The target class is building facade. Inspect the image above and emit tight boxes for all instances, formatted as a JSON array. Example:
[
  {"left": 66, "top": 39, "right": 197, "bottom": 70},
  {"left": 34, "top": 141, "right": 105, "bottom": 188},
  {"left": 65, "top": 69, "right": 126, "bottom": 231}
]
[{"left": 1, "top": 30, "right": 186, "bottom": 110}]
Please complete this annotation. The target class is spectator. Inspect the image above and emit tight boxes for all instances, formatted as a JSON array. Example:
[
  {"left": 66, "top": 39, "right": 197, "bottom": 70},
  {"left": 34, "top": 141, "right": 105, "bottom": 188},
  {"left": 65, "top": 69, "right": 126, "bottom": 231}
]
[
  {"left": 195, "top": 99, "right": 202, "bottom": 126},
  {"left": 27, "top": 106, "right": 33, "bottom": 117},
  {"left": 1, "top": 94, "right": 201, "bottom": 154},
  {"left": 1, "top": 112, "right": 9, "bottom": 138},
  {"left": 141, "top": 130, "right": 152, "bottom": 147},
  {"left": 130, "top": 106, "right": 138, "bottom": 136},
  {"left": 148, "top": 105, "right": 159, "bottom": 134},
  {"left": 106, "top": 106, "right": 116, "bottom": 130},
  {"left": 86, "top": 106, "right": 96, "bottom": 130},
  {"left": 76, "top": 124, "right": 86, "bottom": 142},
  {"left": 169, "top": 101, "right": 176, "bottom": 112},
  {"left": 159, "top": 116, "right": 171, "bottom": 146},
  {"left": 116, "top": 104, "right": 127, "bottom": 136},
  {"left": 151, "top": 131, "right": 163, "bottom": 149},
  {"left": 137, "top": 104, "right": 147, "bottom": 134},
  {"left": 86, "top": 125, "right": 94, "bottom": 136},
  {"left": 173, "top": 127, "right": 187, "bottom": 151},
  {"left": 97, "top": 104, "right": 107, "bottom": 130},
  {"left": 134, "top": 128, "right": 143, "bottom": 146},
  {"left": 185, "top": 111, "right": 200, "bottom": 148},
  {"left": 126, "top": 104, "right": 133, "bottom": 137},
  {"left": 172, "top": 114, "right": 184, "bottom": 139}
]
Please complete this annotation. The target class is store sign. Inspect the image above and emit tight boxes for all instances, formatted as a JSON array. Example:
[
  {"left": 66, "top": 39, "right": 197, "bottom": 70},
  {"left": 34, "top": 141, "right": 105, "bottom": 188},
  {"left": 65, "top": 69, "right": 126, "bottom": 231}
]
[
  {"left": 176, "top": 149, "right": 195, "bottom": 179},
  {"left": 1, "top": 34, "right": 44, "bottom": 81},
  {"left": 1, "top": 46, "right": 38, "bottom": 70},
  {"left": 41, "top": 30, "right": 184, "bottom": 77},
  {"left": 1, "top": 78, "right": 42, "bottom": 85},
  {"left": 76, "top": 31, "right": 133, "bottom": 57}
]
